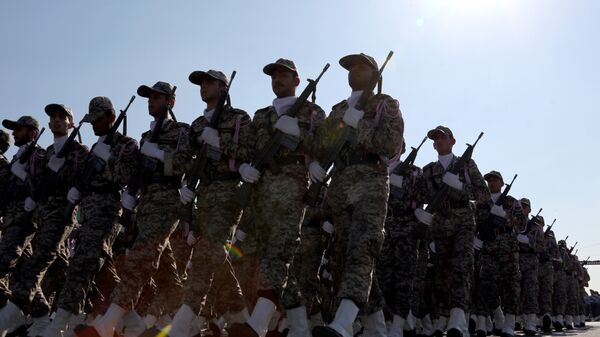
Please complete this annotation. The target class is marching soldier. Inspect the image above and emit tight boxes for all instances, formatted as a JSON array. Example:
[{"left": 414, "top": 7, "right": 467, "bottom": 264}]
[
  {"left": 0, "top": 129, "right": 11, "bottom": 189},
  {"left": 539, "top": 217, "right": 559, "bottom": 333},
  {"left": 311, "top": 53, "right": 404, "bottom": 337}
]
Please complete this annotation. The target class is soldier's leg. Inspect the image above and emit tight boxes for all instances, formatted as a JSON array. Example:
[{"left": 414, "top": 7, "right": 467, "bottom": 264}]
[{"left": 146, "top": 240, "right": 183, "bottom": 318}]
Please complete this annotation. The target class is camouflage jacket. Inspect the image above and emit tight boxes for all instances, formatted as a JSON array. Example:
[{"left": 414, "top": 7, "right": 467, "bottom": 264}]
[
  {"left": 475, "top": 194, "right": 525, "bottom": 236},
  {"left": 82, "top": 132, "right": 139, "bottom": 193},
  {"left": 37, "top": 140, "right": 88, "bottom": 202},
  {"left": 140, "top": 118, "right": 192, "bottom": 179},
  {"left": 387, "top": 163, "right": 423, "bottom": 223},
  {"left": 0, "top": 154, "right": 10, "bottom": 189},
  {"left": 542, "top": 229, "right": 560, "bottom": 264},
  {"left": 252, "top": 100, "right": 325, "bottom": 175},
  {"left": 189, "top": 106, "right": 253, "bottom": 180},
  {"left": 517, "top": 218, "right": 545, "bottom": 256},
  {"left": 315, "top": 93, "right": 404, "bottom": 168},
  {"left": 4, "top": 144, "right": 47, "bottom": 203}
]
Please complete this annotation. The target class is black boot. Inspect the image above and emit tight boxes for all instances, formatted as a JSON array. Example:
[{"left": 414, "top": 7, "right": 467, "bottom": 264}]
[
  {"left": 433, "top": 329, "right": 444, "bottom": 337},
  {"left": 476, "top": 330, "right": 486, "bottom": 337},
  {"left": 542, "top": 315, "right": 552, "bottom": 334},
  {"left": 313, "top": 326, "right": 343, "bottom": 337},
  {"left": 523, "top": 329, "right": 536, "bottom": 336},
  {"left": 469, "top": 318, "right": 476, "bottom": 334},
  {"left": 552, "top": 320, "right": 563, "bottom": 332},
  {"left": 229, "top": 323, "right": 260, "bottom": 337},
  {"left": 447, "top": 328, "right": 463, "bottom": 337}
]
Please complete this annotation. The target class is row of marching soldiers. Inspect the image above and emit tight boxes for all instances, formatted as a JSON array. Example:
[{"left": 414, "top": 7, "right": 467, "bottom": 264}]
[{"left": 0, "top": 51, "right": 590, "bottom": 337}]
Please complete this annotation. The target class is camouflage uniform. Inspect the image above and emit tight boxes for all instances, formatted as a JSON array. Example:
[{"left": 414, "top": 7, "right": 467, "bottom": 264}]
[
  {"left": 57, "top": 106, "right": 139, "bottom": 316},
  {"left": 538, "top": 229, "right": 558, "bottom": 316},
  {"left": 318, "top": 92, "right": 403, "bottom": 309},
  {"left": 377, "top": 164, "right": 423, "bottom": 317},
  {"left": 7, "top": 127, "right": 88, "bottom": 318},
  {"left": 110, "top": 114, "right": 191, "bottom": 311},
  {"left": 249, "top": 99, "right": 325, "bottom": 308},
  {"left": 552, "top": 243, "right": 567, "bottom": 320},
  {"left": 516, "top": 220, "right": 544, "bottom": 315},
  {"left": 181, "top": 100, "right": 253, "bottom": 315}
]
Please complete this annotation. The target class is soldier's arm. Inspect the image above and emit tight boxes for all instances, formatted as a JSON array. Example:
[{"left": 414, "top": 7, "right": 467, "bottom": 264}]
[
  {"left": 109, "top": 137, "right": 140, "bottom": 186},
  {"left": 65, "top": 144, "right": 90, "bottom": 187},
  {"left": 356, "top": 96, "right": 404, "bottom": 159},
  {"left": 163, "top": 124, "right": 192, "bottom": 176},
  {"left": 299, "top": 103, "right": 326, "bottom": 159},
  {"left": 220, "top": 112, "right": 254, "bottom": 164}
]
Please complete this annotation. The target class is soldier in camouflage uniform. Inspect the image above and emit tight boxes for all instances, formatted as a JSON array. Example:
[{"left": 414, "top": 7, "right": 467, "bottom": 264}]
[
  {"left": 312, "top": 53, "right": 404, "bottom": 337},
  {"left": 552, "top": 240, "right": 567, "bottom": 331},
  {"left": 166, "top": 69, "right": 252, "bottom": 337},
  {"left": 229, "top": 58, "right": 326, "bottom": 337},
  {"left": 76, "top": 81, "right": 191, "bottom": 337},
  {"left": 0, "top": 129, "right": 11, "bottom": 192},
  {"left": 413, "top": 125, "right": 490, "bottom": 337},
  {"left": 40, "top": 97, "right": 140, "bottom": 337},
  {"left": 538, "top": 217, "right": 558, "bottom": 333},
  {"left": 473, "top": 171, "right": 523, "bottom": 337},
  {"left": 378, "top": 158, "right": 423, "bottom": 337},
  {"left": 0, "top": 105, "right": 88, "bottom": 335},
  {"left": 515, "top": 198, "right": 545, "bottom": 335},
  {"left": 564, "top": 252, "right": 579, "bottom": 329}
]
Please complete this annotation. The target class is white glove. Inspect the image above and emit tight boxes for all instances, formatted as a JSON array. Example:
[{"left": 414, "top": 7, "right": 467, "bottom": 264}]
[
  {"left": 48, "top": 155, "right": 66, "bottom": 173},
  {"left": 141, "top": 142, "right": 165, "bottom": 162},
  {"left": 233, "top": 228, "right": 247, "bottom": 244},
  {"left": 490, "top": 204, "right": 507, "bottom": 218},
  {"left": 322, "top": 221, "right": 334, "bottom": 234},
  {"left": 415, "top": 208, "right": 433, "bottom": 226},
  {"left": 342, "top": 106, "right": 365, "bottom": 128},
  {"left": 274, "top": 115, "right": 301, "bottom": 137},
  {"left": 24, "top": 197, "right": 37, "bottom": 212},
  {"left": 10, "top": 161, "right": 28, "bottom": 181},
  {"left": 179, "top": 184, "right": 195, "bottom": 205},
  {"left": 67, "top": 187, "right": 81, "bottom": 204},
  {"left": 93, "top": 142, "right": 112, "bottom": 162},
  {"left": 389, "top": 174, "right": 404, "bottom": 188},
  {"left": 429, "top": 241, "right": 436, "bottom": 253},
  {"left": 308, "top": 161, "right": 326, "bottom": 182},
  {"left": 442, "top": 172, "right": 463, "bottom": 190},
  {"left": 473, "top": 237, "right": 483, "bottom": 250},
  {"left": 239, "top": 163, "right": 261, "bottom": 183},
  {"left": 121, "top": 191, "right": 137, "bottom": 211},
  {"left": 200, "top": 127, "right": 220, "bottom": 148},
  {"left": 187, "top": 232, "right": 198, "bottom": 246},
  {"left": 517, "top": 234, "right": 530, "bottom": 244}
]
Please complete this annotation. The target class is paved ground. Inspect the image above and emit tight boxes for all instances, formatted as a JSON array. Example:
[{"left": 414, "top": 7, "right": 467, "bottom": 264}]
[{"left": 519, "top": 322, "right": 600, "bottom": 337}]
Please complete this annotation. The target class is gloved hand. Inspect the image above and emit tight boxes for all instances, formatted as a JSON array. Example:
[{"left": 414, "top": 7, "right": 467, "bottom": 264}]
[
  {"left": 322, "top": 220, "right": 334, "bottom": 234},
  {"left": 180, "top": 222, "right": 190, "bottom": 239},
  {"left": 429, "top": 241, "right": 436, "bottom": 253},
  {"left": 179, "top": 184, "right": 195, "bottom": 205},
  {"left": 200, "top": 127, "right": 220, "bottom": 148},
  {"left": 141, "top": 142, "right": 165, "bottom": 162},
  {"left": 473, "top": 237, "right": 483, "bottom": 250},
  {"left": 308, "top": 161, "right": 326, "bottom": 182},
  {"left": 239, "top": 163, "right": 260, "bottom": 183},
  {"left": 24, "top": 197, "right": 37, "bottom": 212},
  {"left": 517, "top": 234, "right": 530, "bottom": 244},
  {"left": 187, "top": 232, "right": 198, "bottom": 246},
  {"left": 274, "top": 115, "right": 301, "bottom": 137},
  {"left": 415, "top": 208, "right": 433, "bottom": 226},
  {"left": 121, "top": 191, "right": 137, "bottom": 211},
  {"left": 442, "top": 172, "right": 463, "bottom": 190},
  {"left": 93, "top": 142, "right": 112, "bottom": 162},
  {"left": 390, "top": 174, "right": 404, "bottom": 188},
  {"left": 342, "top": 107, "right": 365, "bottom": 128},
  {"left": 48, "top": 155, "right": 66, "bottom": 173},
  {"left": 10, "top": 161, "right": 28, "bottom": 181},
  {"left": 233, "top": 228, "right": 247, "bottom": 243},
  {"left": 67, "top": 187, "right": 81, "bottom": 204},
  {"left": 490, "top": 204, "right": 507, "bottom": 218}
]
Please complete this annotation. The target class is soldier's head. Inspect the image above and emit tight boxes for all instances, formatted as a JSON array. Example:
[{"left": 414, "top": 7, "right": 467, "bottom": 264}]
[
  {"left": 484, "top": 171, "right": 504, "bottom": 194},
  {"left": 263, "top": 59, "right": 300, "bottom": 98},
  {"left": 189, "top": 70, "right": 229, "bottom": 106},
  {"left": 45, "top": 104, "right": 74, "bottom": 137},
  {"left": 83, "top": 97, "right": 116, "bottom": 136},
  {"left": 2, "top": 116, "right": 39, "bottom": 146},
  {"left": 0, "top": 129, "right": 11, "bottom": 154},
  {"left": 520, "top": 198, "right": 531, "bottom": 216},
  {"left": 340, "top": 53, "right": 378, "bottom": 91},
  {"left": 427, "top": 125, "right": 455, "bottom": 156},
  {"left": 535, "top": 215, "right": 545, "bottom": 226},
  {"left": 137, "top": 81, "right": 176, "bottom": 118}
]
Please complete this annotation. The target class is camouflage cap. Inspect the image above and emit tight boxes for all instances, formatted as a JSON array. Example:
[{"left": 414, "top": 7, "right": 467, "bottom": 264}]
[
  {"left": 82, "top": 96, "right": 115, "bottom": 123},
  {"left": 137, "top": 81, "right": 175, "bottom": 98},
  {"left": 2, "top": 115, "right": 40, "bottom": 130},
  {"left": 520, "top": 198, "right": 531, "bottom": 207},
  {"left": 427, "top": 125, "right": 454, "bottom": 140},
  {"left": 339, "top": 53, "right": 379, "bottom": 71},
  {"left": 0, "top": 129, "right": 11, "bottom": 147},
  {"left": 189, "top": 70, "right": 229, "bottom": 86},
  {"left": 535, "top": 215, "right": 545, "bottom": 225},
  {"left": 263, "top": 58, "right": 298, "bottom": 76},
  {"left": 484, "top": 170, "right": 504, "bottom": 182},
  {"left": 558, "top": 240, "right": 566, "bottom": 247},
  {"left": 45, "top": 104, "right": 74, "bottom": 119}
]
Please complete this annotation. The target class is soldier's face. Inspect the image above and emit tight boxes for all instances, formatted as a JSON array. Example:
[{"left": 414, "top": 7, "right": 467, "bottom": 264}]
[
  {"left": 12, "top": 126, "right": 35, "bottom": 147},
  {"left": 271, "top": 69, "right": 299, "bottom": 98},
  {"left": 148, "top": 92, "right": 174, "bottom": 118},
  {"left": 48, "top": 111, "right": 72, "bottom": 137},
  {"left": 91, "top": 113, "right": 115, "bottom": 136},
  {"left": 522, "top": 204, "right": 531, "bottom": 216},
  {"left": 432, "top": 133, "right": 454, "bottom": 155},
  {"left": 348, "top": 63, "right": 374, "bottom": 90},
  {"left": 200, "top": 79, "right": 223, "bottom": 103},
  {"left": 486, "top": 176, "right": 503, "bottom": 193}
]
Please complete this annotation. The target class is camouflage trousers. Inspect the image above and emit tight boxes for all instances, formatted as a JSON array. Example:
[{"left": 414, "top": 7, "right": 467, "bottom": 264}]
[
  {"left": 0, "top": 201, "right": 37, "bottom": 285},
  {"left": 519, "top": 253, "right": 539, "bottom": 314},
  {"left": 110, "top": 186, "right": 183, "bottom": 312},
  {"left": 230, "top": 211, "right": 259, "bottom": 311},
  {"left": 566, "top": 275, "right": 579, "bottom": 316},
  {"left": 538, "top": 261, "right": 554, "bottom": 315},
  {"left": 326, "top": 165, "right": 388, "bottom": 309},
  {"left": 413, "top": 239, "right": 433, "bottom": 318},
  {"left": 377, "top": 217, "right": 419, "bottom": 317},
  {"left": 7, "top": 197, "right": 75, "bottom": 317},
  {"left": 182, "top": 180, "right": 245, "bottom": 315},
  {"left": 431, "top": 208, "right": 476, "bottom": 315},
  {"left": 552, "top": 269, "right": 567, "bottom": 316},
  {"left": 57, "top": 193, "right": 121, "bottom": 315},
  {"left": 250, "top": 168, "right": 305, "bottom": 309}
]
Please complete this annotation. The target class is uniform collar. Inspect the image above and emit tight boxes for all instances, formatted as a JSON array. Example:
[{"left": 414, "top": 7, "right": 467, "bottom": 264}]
[
  {"left": 438, "top": 153, "right": 455, "bottom": 170},
  {"left": 272, "top": 96, "right": 297, "bottom": 115},
  {"left": 347, "top": 90, "right": 364, "bottom": 108},
  {"left": 53, "top": 135, "right": 69, "bottom": 153}
]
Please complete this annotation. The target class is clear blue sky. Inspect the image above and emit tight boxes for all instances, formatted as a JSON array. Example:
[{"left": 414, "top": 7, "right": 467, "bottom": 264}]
[{"left": 1, "top": 0, "right": 599, "bottom": 288}]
